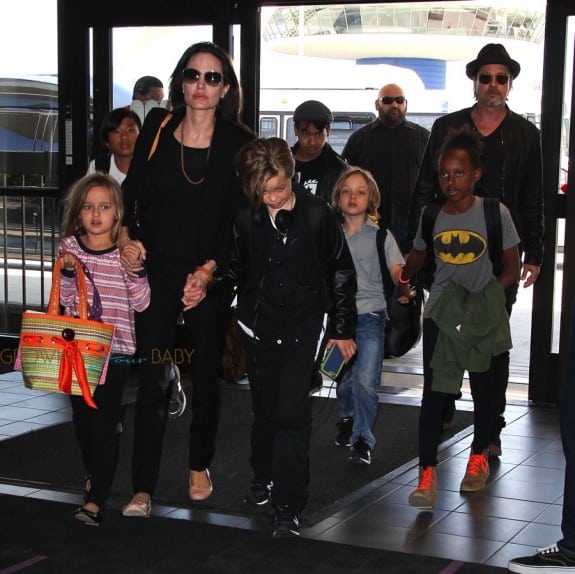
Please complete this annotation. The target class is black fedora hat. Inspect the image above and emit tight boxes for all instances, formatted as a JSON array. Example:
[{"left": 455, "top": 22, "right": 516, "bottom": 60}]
[{"left": 465, "top": 43, "right": 521, "bottom": 79}]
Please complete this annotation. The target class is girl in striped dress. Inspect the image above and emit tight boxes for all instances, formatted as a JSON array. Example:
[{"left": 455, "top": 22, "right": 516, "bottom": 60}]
[{"left": 58, "top": 173, "right": 151, "bottom": 526}]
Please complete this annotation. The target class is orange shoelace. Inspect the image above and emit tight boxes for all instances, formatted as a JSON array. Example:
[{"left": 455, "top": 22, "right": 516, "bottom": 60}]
[
  {"left": 466, "top": 454, "right": 488, "bottom": 476},
  {"left": 419, "top": 467, "right": 435, "bottom": 489}
]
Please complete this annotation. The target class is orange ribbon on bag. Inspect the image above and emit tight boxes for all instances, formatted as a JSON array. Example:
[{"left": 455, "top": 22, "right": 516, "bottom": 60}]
[{"left": 54, "top": 336, "right": 98, "bottom": 409}]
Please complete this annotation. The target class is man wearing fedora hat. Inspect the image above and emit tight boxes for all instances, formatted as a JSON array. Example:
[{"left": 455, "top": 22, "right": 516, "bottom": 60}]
[{"left": 407, "top": 43, "right": 544, "bottom": 464}]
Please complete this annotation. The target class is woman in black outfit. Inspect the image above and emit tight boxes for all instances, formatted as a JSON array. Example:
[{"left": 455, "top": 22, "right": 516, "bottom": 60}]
[{"left": 119, "top": 42, "right": 254, "bottom": 517}]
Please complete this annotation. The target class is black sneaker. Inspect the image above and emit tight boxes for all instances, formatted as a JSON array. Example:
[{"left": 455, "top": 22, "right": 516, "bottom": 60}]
[
  {"left": 272, "top": 505, "right": 300, "bottom": 538},
  {"left": 335, "top": 416, "right": 353, "bottom": 447},
  {"left": 168, "top": 365, "right": 186, "bottom": 419},
  {"left": 348, "top": 439, "right": 371, "bottom": 465},
  {"left": 244, "top": 480, "right": 273, "bottom": 506},
  {"left": 508, "top": 543, "right": 575, "bottom": 573}
]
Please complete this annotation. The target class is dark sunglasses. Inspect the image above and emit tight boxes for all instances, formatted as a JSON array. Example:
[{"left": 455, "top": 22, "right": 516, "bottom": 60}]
[
  {"left": 478, "top": 73, "right": 510, "bottom": 85},
  {"left": 378, "top": 96, "right": 406, "bottom": 105},
  {"left": 182, "top": 68, "right": 224, "bottom": 87}
]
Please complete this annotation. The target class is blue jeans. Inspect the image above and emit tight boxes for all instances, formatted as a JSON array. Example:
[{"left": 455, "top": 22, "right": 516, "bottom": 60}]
[
  {"left": 559, "top": 298, "right": 575, "bottom": 559},
  {"left": 336, "top": 310, "right": 386, "bottom": 449}
]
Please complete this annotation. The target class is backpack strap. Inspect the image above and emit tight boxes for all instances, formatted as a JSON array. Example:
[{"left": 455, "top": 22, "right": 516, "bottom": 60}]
[
  {"left": 483, "top": 197, "right": 503, "bottom": 277},
  {"left": 375, "top": 221, "right": 397, "bottom": 301},
  {"left": 419, "top": 202, "right": 442, "bottom": 289}
]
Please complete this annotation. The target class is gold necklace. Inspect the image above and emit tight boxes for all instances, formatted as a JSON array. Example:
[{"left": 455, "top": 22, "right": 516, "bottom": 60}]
[{"left": 180, "top": 122, "right": 212, "bottom": 185}]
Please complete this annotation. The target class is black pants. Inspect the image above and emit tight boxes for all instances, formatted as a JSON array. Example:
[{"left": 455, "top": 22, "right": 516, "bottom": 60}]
[
  {"left": 70, "top": 354, "right": 131, "bottom": 509},
  {"left": 243, "top": 334, "right": 317, "bottom": 513},
  {"left": 131, "top": 260, "right": 233, "bottom": 496},
  {"left": 418, "top": 319, "right": 496, "bottom": 467}
]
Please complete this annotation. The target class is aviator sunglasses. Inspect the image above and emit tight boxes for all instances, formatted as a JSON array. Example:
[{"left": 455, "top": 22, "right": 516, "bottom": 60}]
[
  {"left": 182, "top": 68, "right": 224, "bottom": 87},
  {"left": 378, "top": 96, "right": 406, "bottom": 105},
  {"left": 478, "top": 73, "right": 510, "bottom": 85}
]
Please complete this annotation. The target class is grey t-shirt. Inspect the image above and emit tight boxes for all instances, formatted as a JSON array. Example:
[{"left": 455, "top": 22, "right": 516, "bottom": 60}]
[
  {"left": 414, "top": 197, "right": 520, "bottom": 318},
  {"left": 345, "top": 218, "right": 405, "bottom": 315}
]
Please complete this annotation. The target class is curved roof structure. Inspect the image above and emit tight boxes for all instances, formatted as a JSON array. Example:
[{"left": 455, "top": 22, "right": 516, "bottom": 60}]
[{"left": 262, "top": 3, "right": 545, "bottom": 90}]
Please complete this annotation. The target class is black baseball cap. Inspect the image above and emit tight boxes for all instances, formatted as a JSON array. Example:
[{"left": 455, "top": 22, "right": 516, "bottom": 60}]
[{"left": 293, "top": 100, "right": 333, "bottom": 124}]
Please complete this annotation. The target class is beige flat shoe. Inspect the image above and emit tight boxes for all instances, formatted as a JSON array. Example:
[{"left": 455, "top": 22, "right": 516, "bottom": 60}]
[
  {"left": 122, "top": 492, "right": 151, "bottom": 518},
  {"left": 189, "top": 469, "right": 213, "bottom": 501}
]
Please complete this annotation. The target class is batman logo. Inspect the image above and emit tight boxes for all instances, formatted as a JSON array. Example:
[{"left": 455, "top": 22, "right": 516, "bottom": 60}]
[{"left": 433, "top": 230, "right": 487, "bottom": 264}]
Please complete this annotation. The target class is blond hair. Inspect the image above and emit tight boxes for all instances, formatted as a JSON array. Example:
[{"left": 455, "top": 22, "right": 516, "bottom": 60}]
[{"left": 331, "top": 167, "right": 381, "bottom": 220}]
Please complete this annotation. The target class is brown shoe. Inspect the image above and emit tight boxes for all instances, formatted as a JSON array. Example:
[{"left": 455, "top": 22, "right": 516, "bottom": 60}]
[
  {"left": 189, "top": 469, "right": 213, "bottom": 501},
  {"left": 460, "top": 450, "right": 490, "bottom": 492},
  {"left": 408, "top": 466, "right": 438, "bottom": 509}
]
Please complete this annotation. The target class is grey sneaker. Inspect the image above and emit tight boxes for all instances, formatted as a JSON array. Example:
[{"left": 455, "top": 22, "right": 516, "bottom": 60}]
[{"left": 168, "top": 365, "right": 186, "bottom": 419}]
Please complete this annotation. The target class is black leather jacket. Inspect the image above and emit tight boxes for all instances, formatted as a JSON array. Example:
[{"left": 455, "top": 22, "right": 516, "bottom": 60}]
[
  {"left": 407, "top": 106, "right": 544, "bottom": 266},
  {"left": 227, "top": 185, "right": 357, "bottom": 341}
]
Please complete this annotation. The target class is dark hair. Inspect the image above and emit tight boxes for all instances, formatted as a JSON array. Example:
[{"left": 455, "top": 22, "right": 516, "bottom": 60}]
[
  {"left": 99, "top": 108, "right": 142, "bottom": 147},
  {"left": 437, "top": 125, "right": 483, "bottom": 170},
  {"left": 235, "top": 137, "right": 295, "bottom": 210},
  {"left": 294, "top": 119, "right": 329, "bottom": 132},
  {"left": 168, "top": 41, "right": 243, "bottom": 123},
  {"left": 132, "top": 76, "right": 164, "bottom": 99}
]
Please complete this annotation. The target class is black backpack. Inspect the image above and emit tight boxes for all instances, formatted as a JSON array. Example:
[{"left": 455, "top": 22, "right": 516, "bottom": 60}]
[{"left": 418, "top": 197, "right": 503, "bottom": 291}]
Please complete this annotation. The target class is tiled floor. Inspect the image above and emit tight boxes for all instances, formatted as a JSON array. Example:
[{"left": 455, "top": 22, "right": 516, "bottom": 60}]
[{"left": 0, "top": 369, "right": 562, "bottom": 570}]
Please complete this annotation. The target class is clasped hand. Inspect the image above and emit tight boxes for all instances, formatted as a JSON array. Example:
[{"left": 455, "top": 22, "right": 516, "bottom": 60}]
[
  {"left": 181, "top": 271, "right": 208, "bottom": 311},
  {"left": 397, "top": 283, "right": 416, "bottom": 303},
  {"left": 120, "top": 240, "right": 146, "bottom": 277}
]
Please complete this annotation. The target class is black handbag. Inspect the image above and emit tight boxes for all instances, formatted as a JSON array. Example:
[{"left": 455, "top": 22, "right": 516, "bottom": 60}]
[
  {"left": 384, "top": 280, "right": 424, "bottom": 359},
  {"left": 376, "top": 224, "right": 424, "bottom": 359}
]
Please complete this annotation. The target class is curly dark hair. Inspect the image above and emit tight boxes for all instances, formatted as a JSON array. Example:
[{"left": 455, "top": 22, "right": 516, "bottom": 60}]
[{"left": 437, "top": 124, "right": 484, "bottom": 170}]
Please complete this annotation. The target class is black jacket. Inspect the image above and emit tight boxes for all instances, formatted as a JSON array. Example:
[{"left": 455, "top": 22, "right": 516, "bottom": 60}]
[
  {"left": 407, "top": 106, "right": 544, "bottom": 266},
  {"left": 291, "top": 142, "right": 348, "bottom": 205},
  {"left": 227, "top": 185, "right": 357, "bottom": 342}
]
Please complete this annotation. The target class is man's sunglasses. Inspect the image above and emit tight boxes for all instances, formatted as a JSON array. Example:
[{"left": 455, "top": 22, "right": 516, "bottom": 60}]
[
  {"left": 182, "top": 68, "right": 224, "bottom": 87},
  {"left": 478, "top": 73, "right": 510, "bottom": 85},
  {"left": 378, "top": 96, "right": 406, "bottom": 105}
]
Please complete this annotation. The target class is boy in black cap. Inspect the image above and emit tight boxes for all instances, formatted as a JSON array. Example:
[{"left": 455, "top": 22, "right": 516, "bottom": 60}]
[
  {"left": 291, "top": 99, "right": 347, "bottom": 205},
  {"left": 407, "top": 43, "right": 544, "bottom": 457}
]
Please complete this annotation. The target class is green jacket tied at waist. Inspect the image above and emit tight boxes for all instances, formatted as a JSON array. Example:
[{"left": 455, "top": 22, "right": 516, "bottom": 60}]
[{"left": 428, "top": 279, "right": 512, "bottom": 393}]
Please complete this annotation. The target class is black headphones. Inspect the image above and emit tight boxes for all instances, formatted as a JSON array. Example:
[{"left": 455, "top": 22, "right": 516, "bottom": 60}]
[{"left": 274, "top": 209, "right": 293, "bottom": 235}]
